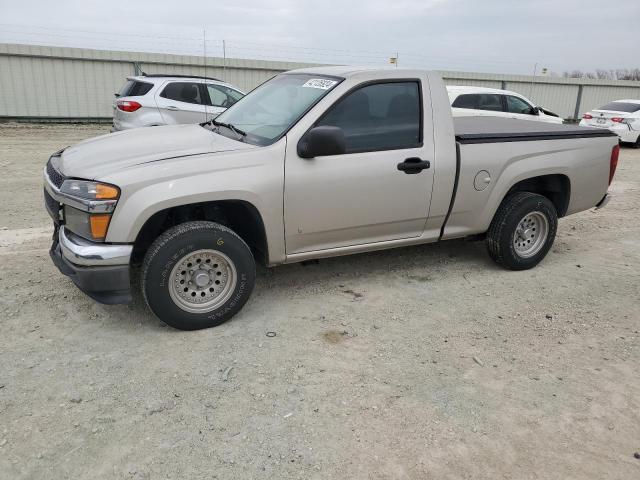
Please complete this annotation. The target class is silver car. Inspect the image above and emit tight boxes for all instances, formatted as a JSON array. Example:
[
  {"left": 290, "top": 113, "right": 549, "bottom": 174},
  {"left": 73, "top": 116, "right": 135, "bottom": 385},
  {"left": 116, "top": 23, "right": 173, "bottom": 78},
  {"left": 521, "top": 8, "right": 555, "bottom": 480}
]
[{"left": 112, "top": 74, "right": 244, "bottom": 131}]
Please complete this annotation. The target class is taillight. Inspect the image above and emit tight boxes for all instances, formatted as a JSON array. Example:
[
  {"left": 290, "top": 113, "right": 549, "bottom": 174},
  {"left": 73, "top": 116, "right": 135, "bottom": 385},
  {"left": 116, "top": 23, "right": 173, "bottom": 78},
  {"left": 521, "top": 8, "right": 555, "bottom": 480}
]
[
  {"left": 611, "top": 117, "right": 625, "bottom": 123},
  {"left": 609, "top": 145, "right": 620, "bottom": 185},
  {"left": 582, "top": 113, "right": 593, "bottom": 120},
  {"left": 117, "top": 100, "right": 141, "bottom": 112}
]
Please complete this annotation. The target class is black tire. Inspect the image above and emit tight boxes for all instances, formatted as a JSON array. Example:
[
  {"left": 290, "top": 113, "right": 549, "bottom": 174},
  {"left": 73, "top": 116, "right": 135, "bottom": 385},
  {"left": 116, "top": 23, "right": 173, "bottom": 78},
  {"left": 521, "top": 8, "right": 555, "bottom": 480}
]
[
  {"left": 486, "top": 192, "right": 558, "bottom": 270},
  {"left": 142, "top": 221, "right": 256, "bottom": 330}
]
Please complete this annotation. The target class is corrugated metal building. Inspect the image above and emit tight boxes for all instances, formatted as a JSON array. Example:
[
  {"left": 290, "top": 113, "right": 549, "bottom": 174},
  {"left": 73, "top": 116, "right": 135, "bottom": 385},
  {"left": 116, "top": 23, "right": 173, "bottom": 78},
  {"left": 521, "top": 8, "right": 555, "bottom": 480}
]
[{"left": 2, "top": 43, "right": 640, "bottom": 121}]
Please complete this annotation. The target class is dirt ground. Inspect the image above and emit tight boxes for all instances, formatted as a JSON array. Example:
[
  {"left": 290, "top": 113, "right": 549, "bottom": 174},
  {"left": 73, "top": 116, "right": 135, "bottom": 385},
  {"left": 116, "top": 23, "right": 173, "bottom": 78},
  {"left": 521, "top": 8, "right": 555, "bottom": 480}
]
[{"left": 0, "top": 123, "right": 638, "bottom": 480}]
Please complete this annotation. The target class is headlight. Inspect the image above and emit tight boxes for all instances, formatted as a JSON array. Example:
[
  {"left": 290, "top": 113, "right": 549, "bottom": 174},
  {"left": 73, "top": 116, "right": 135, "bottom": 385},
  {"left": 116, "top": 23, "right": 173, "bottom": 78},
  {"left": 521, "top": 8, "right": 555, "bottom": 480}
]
[
  {"left": 60, "top": 179, "right": 119, "bottom": 200},
  {"left": 59, "top": 179, "right": 120, "bottom": 241}
]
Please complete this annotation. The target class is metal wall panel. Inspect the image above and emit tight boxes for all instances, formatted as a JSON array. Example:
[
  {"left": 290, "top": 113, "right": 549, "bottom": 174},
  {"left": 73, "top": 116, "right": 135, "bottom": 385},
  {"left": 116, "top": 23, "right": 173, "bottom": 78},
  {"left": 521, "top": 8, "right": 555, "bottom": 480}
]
[
  {"left": 2, "top": 43, "right": 640, "bottom": 121},
  {"left": 0, "top": 54, "right": 133, "bottom": 117},
  {"left": 580, "top": 85, "right": 640, "bottom": 116}
]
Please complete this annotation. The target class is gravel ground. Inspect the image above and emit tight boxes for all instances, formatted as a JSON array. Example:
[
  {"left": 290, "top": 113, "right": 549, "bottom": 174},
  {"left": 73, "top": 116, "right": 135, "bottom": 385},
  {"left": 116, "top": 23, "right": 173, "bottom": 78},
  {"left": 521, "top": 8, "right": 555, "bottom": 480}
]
[{"left": 0, "top": 123, "right": 639, "bottom": 480}]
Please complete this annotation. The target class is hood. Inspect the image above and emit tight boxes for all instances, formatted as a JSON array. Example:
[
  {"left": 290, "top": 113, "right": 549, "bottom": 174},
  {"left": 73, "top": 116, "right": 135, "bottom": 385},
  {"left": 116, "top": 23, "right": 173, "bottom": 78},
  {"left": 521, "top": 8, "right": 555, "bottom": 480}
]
[{"left": 58, "top": 124, "right": 255, "bottom": 179}]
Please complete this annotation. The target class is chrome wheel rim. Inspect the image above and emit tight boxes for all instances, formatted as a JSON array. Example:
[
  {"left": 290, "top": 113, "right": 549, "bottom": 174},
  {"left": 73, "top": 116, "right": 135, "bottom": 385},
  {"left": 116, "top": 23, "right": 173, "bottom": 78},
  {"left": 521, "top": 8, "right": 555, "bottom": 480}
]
[
  {"left": 168, "top": 249, "right": 237, "bottom": 313},
  {"left": 513, "top": 211, "right": 549, "bottom": 258}
]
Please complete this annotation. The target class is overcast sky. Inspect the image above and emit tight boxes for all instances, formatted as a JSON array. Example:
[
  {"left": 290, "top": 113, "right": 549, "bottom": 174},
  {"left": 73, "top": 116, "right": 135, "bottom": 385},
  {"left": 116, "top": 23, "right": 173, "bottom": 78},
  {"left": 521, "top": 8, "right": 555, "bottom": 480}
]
[{"left": 0, "top": 0, "right": 638, "bottom": 74}]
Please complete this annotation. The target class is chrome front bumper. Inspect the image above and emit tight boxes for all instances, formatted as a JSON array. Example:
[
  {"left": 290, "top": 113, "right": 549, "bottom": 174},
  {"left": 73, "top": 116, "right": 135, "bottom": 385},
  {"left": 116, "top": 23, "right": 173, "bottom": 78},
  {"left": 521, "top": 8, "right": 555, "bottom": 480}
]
[{"left": 59, "top": 227, "right": 132, "bottom": 266}]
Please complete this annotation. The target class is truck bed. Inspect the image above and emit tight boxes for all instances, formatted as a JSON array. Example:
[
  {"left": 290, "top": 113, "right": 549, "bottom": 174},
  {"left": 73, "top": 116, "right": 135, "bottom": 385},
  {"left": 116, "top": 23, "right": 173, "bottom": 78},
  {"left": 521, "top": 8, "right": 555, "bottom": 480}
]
[{"left": 454, "top": 116, "right": 617, "bottom": 144}]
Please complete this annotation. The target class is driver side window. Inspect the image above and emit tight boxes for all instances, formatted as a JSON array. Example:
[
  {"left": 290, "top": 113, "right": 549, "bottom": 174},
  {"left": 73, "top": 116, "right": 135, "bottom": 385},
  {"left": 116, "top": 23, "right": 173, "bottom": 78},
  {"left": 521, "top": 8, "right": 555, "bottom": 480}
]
[
  {"left": 506, "top": 95, "right": 535, "bottom": 115},
  {"left": 316, "top": 81, "right": 422, "bottom": 154}
]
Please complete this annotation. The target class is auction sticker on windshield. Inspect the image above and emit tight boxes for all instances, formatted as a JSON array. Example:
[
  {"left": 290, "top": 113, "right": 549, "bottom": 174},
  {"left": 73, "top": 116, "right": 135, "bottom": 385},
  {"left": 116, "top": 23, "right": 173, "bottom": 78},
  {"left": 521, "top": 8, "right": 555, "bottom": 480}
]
[{"left": 302, "top": 79, "right": 338, "bottom": 90}]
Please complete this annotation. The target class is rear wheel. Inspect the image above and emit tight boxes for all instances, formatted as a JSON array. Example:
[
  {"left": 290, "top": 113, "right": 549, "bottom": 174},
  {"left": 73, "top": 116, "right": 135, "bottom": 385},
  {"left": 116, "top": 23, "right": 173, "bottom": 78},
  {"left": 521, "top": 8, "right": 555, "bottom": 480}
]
[
  {"left": 142, "top": 221, "right": 255, "bottom": 330},
  {"left": 486, "top": 192, "right": 557, "bottom": 270}
]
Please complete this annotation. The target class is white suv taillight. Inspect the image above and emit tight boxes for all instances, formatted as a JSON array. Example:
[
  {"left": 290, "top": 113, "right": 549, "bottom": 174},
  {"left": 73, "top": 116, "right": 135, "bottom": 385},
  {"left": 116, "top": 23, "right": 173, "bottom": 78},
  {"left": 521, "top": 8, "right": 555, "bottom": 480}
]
[
  {"left": 611, "top": 117, "right": 625, "bottom": 123},
  {"left": 117, "top": 100, "right": 142, "bottom": 112}
]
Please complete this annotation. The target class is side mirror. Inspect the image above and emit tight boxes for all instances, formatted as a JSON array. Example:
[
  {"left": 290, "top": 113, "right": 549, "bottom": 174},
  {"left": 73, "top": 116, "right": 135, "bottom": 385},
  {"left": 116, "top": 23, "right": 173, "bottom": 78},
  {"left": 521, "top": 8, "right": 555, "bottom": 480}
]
[
  {"left": 297, "top": 126, "right": 346, "bottom": 159},
  {"left": 531, "top": 106, "right": 541, "bottom": 115}
]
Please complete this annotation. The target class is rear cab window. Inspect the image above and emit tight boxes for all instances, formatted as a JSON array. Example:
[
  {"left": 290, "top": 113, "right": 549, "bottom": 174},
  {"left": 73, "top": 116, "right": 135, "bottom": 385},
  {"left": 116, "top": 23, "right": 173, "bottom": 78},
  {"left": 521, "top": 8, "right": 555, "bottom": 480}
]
[
  {"left": 160, "top": 82, "right": 205, "bottom": 105},
  {"left": 118, "top": 80, "right": 153, "bottom": 97}
]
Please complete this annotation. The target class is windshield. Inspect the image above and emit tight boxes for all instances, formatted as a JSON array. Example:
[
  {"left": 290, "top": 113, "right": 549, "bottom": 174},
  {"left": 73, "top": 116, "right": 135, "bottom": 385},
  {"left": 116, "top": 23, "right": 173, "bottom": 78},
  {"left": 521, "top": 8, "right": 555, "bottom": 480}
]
[
  {"left": 210, "top": 73, "right": 342, "bottom": 146},
  {"left": 597, "top": 102, "right": 640, "bottom": 113}
]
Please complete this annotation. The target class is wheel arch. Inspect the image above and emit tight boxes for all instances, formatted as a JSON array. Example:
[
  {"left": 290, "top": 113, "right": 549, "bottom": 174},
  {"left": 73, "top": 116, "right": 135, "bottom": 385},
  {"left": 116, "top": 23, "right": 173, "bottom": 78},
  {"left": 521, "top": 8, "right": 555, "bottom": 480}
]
[
  {"left": 130, "top": 199, "right": 269, "bottom": 266},
  {"left": 504, "top": 173, "right": 571, "bottom": 217}
]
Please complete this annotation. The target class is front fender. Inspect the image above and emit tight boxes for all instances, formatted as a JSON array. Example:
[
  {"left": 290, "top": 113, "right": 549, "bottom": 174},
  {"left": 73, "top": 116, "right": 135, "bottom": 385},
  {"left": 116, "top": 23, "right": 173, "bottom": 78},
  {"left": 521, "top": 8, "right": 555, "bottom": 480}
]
[{"left": 103, "top": 142, "right": 287, "bottom": 264}]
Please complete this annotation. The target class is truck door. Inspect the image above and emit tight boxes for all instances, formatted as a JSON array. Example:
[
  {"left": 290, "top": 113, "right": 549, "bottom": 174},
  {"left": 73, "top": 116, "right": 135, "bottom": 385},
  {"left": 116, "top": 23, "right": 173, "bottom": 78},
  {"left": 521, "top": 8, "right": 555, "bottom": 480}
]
[{"left": 284, "top": 79, "right": 435, "bottom": 254}]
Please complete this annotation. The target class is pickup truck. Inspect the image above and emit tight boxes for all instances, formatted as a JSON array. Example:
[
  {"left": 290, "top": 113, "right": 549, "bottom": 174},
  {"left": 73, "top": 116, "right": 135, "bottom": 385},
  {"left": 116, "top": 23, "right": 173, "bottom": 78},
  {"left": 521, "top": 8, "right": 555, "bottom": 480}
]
[{"left": 44, "top": 66, "right": 619, "bottom": 330}]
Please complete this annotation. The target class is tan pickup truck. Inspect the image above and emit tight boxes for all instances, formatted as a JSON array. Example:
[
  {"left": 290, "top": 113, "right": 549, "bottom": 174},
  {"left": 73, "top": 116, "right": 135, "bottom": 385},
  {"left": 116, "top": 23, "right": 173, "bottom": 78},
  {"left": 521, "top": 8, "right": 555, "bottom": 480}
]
[{"left": 44, "top": 66, "right": 619, "bottom": 330}]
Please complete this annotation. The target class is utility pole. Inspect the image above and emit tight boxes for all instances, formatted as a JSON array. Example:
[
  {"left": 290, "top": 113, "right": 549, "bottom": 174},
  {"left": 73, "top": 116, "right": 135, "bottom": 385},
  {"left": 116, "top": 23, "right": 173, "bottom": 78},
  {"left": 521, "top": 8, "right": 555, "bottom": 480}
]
[
  {"left": 396, "top": 52, "right": 399, "bottom": 68},
  {"left": 203, "top": 28, "right": 207, "bottom": 77},
  {"left": 223, "top": 40, "right": 227, "bottom": 81},
  {"left": 529, "top": 62, "right": 538, "bottom": 97}
]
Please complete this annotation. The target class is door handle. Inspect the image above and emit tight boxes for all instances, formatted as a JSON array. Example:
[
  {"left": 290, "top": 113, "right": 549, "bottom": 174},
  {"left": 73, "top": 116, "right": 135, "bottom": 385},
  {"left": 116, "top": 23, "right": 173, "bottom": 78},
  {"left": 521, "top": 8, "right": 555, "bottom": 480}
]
[
  {"left": 397, "top": 157, "right": 431, "bottom": 174},
  {"left": 166, "top": 105, "right": 180, "bottom": 111}
]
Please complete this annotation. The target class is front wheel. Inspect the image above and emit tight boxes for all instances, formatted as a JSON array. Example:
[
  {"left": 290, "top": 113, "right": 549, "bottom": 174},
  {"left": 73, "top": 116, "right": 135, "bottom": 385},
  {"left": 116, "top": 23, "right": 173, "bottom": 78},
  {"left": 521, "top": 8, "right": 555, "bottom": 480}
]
[
  {"left": 142, "top": 221, "right": 256, "bottom": 330},
  {"left": 486, "top": 192, "right": 558, "bottom": 270}
]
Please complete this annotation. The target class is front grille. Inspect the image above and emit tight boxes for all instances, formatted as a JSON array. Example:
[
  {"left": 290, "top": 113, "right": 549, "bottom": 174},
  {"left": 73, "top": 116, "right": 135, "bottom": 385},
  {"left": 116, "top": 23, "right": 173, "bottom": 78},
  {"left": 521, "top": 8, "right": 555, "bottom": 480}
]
[
  {"left": 46, "top": 158, "right": 65, "bottom": 188},
  {"left": 44, "top": 188, "right": 60, "bottom": 224}
]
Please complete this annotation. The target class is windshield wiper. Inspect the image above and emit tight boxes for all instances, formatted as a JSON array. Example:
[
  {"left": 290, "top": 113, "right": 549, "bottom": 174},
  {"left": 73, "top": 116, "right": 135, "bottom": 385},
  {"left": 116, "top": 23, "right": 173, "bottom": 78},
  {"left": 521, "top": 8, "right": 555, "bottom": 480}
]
[{"left": 211, "top": 119, "right": 246, "bottom": 138}]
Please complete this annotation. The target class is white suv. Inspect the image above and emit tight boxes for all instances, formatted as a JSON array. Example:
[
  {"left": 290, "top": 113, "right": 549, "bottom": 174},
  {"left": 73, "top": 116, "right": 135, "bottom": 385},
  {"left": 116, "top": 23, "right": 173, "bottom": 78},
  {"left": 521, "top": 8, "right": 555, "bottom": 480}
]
[
  {"left": 447, "top": 86, "right": 563, "bottom": 124},
  {"left": 112, "top": 74, "right": 245, "bottom": 131}
]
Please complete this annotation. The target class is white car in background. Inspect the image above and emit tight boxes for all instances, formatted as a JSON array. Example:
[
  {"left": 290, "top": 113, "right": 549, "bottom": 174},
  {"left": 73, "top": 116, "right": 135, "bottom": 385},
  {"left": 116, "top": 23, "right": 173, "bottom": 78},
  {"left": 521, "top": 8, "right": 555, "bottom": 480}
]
[
  {"left": 579, "top": 99, "right": 640, "bottom": 147},
  {"left": 447, "top": 86, "right": 564, "bottom": 124},
  {"left": 112, "top": 74, "right": 245, "bottom": 131}
]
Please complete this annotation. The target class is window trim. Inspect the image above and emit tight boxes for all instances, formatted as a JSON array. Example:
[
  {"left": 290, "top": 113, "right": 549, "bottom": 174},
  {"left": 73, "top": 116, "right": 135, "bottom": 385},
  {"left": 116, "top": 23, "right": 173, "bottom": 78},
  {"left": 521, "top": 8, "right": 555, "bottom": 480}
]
[{"left": 305, "top": 78, "right": 424, "bottom": 156}]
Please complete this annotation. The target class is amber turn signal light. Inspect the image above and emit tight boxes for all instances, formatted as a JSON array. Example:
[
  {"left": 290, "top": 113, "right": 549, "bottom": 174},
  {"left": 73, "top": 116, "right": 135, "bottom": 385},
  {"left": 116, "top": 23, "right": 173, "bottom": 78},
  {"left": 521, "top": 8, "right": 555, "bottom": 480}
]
[
  {"left": 89, "top": 214, "right": 112, "bottom": 240},
  {"left": 95, "top": 184, "right": 120, "bottom": 199}
]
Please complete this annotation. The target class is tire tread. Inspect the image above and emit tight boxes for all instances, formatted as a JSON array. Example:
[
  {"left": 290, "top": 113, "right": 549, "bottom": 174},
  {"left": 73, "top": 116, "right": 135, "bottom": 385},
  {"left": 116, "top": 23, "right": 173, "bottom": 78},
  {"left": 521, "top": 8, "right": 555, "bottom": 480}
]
[
  {"left": 486, "top": 192, "right": 556, "bottom": 270},
  {"left": 141, "top": 221, "right": 254, "bottom": 329}
]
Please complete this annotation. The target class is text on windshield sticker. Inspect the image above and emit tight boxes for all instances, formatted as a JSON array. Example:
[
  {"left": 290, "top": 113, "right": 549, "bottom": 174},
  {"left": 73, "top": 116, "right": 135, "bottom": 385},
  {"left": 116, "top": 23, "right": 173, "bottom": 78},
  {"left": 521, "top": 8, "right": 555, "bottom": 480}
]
[{"left": 302, "top": 79, "right": 338, "bottom": 90}]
